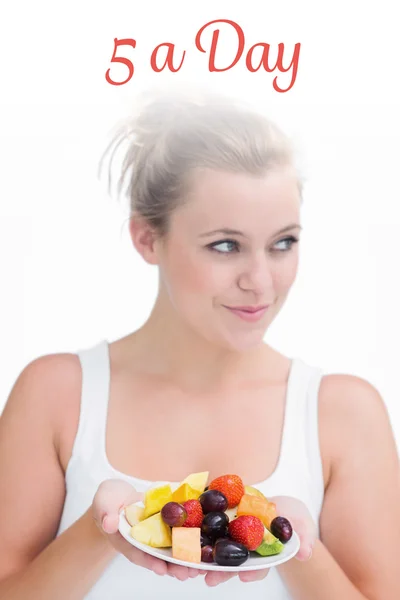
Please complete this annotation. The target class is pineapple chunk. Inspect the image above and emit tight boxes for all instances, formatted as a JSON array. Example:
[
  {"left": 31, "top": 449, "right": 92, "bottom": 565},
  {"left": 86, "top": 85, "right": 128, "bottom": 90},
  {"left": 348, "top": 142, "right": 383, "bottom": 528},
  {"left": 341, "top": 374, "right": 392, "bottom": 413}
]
[
  {"left": 172, "top": 483, "right": 201, "bottom": 503},
  {"left": 181, "top": 471, "right": 209, "bottom": 493},
  {"left": 143, "top": 484, "right": 173, "bottom": 519},
  {"left": 131, "top": 512, "right": 172, "bottom": 548}
]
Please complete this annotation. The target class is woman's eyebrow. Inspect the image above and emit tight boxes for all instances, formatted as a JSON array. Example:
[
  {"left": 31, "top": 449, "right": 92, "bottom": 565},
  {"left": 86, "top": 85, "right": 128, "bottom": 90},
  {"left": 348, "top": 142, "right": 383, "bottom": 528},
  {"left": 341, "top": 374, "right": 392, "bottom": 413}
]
[{"left": 199, "top": 224, "right": 302, "bottom": 238}]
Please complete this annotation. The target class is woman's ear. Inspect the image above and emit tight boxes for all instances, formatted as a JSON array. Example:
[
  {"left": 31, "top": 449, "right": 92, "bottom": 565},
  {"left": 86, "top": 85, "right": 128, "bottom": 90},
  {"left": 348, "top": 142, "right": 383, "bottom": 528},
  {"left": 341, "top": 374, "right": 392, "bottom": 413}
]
[{"left": 128, "top": 215, "right": 160, "bottom": 265}]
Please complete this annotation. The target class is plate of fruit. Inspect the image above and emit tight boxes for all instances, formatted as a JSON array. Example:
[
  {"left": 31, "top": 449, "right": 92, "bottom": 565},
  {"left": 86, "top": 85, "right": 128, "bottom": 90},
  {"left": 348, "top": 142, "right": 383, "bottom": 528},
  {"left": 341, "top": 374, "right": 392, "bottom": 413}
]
[{"left": 118, "top": 472, "right": 300, "bottom": 571}]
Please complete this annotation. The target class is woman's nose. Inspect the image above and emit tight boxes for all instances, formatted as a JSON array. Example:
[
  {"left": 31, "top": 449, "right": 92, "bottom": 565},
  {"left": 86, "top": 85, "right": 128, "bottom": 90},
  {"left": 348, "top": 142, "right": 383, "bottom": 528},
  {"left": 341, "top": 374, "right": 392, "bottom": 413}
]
[{"left": 238, "top": 253, "right": 274, "bottom": 294}]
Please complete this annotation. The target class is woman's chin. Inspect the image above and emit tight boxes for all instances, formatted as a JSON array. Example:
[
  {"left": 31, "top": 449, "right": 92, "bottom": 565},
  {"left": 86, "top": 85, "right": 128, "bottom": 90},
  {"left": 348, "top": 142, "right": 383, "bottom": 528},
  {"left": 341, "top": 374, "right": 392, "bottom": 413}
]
[{"left": 217, "top": 330, "right": 267, "bottom": 353}]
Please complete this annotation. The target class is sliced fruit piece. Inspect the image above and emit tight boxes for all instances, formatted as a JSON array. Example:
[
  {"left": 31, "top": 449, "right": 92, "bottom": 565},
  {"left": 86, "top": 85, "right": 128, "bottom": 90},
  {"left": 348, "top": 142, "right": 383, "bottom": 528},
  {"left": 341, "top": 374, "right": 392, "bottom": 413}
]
[
  {"left": 182, "top": 499, "right": 203, "bottom": 527},
  {"left": 181, "top": 471, "right": 209, "bottom": 493},
  {"left": 208, "top": 474, "right": 245, "bottom": 508},
  {"left": 254, "top": 528, "right": 284, "bottom": 556},
  {"left": 263, "top": 527, "right": 281, "bottom": 543},
  {"left": 237, "top": 494, "right": 278, "bottom": 529},
  {"left": 125, "top": 503, "right": 145, "bottom": 526},
  {"left": 244, "top": 485, "right": 268, "bottom": 501},
  {"left": 143, "top": 484, "right": 173, "bottom": 519},
  {"left": 171, "top": 482, "right": 202, "bottom": 504},
  {"left": 130, "top": 512, "right": 172, "bottom": 548},
  {"left": 228, "top": 515, "right": 264, "bottom": 551},
  {"left": 172, "top": 526, "right": 201, "bottom": 563}
]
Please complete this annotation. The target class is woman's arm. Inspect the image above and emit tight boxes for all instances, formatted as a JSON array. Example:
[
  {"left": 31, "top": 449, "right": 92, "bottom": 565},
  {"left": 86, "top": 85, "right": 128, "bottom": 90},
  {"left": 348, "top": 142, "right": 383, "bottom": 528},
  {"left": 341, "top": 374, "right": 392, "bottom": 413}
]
[
  {"left": 277, "top": 374, "right": 400, "bottom": 600},
  {"left": 0, "top": 508, "right": 116, "bottom": 600},
  {"left": 0, "top": 355, "right": 117, "bottom": 600}
]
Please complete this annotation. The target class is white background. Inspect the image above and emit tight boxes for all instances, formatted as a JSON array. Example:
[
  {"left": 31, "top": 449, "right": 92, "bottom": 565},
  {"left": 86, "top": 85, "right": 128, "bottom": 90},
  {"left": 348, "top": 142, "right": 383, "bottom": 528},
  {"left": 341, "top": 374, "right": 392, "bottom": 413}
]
[{"left": 1, "top": 1, "right": 399, "bottom": 452}]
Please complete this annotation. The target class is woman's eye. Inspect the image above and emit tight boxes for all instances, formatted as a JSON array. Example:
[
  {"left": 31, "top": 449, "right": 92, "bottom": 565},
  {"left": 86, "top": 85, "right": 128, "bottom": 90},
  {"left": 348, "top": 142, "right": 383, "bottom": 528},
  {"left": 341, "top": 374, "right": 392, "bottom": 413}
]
[
  {"left": 208, "top": 239, "right": 239, "bottom": 254},
  {"left": 272, "top": 236, "right": 299, "bottom": 252},
  {"left": 208, "top": 236, "right": 299, "bottom": 255}
]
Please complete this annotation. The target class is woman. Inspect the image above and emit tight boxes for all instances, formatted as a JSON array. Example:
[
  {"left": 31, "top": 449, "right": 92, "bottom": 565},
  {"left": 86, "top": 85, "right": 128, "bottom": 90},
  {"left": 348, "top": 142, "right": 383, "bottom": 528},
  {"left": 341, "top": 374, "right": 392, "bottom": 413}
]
[{"left": 0, "top": 88, "right": 399, "bottom": 599}]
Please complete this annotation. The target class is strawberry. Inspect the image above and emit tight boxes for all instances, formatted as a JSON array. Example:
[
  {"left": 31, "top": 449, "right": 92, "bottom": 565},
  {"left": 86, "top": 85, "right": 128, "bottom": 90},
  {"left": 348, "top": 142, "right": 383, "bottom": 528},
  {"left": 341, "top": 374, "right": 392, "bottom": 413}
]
[
  {"left": 228, "top": 515, "right": 264, "bottom": 551},
  {"left": 182, "top": 499, "right": 203, "bottom": 527},
  {"left": 208, "top": 474, "right": 245, "bottom": 508}
]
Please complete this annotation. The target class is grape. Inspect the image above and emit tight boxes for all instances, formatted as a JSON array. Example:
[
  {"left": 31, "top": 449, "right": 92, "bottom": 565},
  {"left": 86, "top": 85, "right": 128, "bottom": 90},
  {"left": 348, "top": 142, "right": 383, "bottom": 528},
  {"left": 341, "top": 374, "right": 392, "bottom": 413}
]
[
  {"left": 213, "top": 534, "right": 230, "bottom": 546},
  {"left": 270, "top": 517, "right": 293, "bottom": 543},
  {"left": 200, "top": 532, "right": 213, "bottom": 547},
  {"left": 199, "top": 490, "right": 228, "bottom": 513},
  {"left": 160, "top": 502, "right": 187, "bottom": 527},
  {"left": 201, "top": 545, "right": 214, "bottom": 563},
  {"left": 213, "top": 539, "right": 249, "bottom": 566},
  {"left": 201, "top": 512, "right": 229, "bottom": 542}
]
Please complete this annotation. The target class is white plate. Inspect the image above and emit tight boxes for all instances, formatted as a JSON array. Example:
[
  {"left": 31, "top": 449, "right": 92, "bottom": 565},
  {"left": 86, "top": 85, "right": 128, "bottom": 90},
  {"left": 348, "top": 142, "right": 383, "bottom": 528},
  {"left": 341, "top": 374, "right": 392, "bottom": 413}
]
[{"left": 118, "top": 502, "right": 300, "bottom": 572}]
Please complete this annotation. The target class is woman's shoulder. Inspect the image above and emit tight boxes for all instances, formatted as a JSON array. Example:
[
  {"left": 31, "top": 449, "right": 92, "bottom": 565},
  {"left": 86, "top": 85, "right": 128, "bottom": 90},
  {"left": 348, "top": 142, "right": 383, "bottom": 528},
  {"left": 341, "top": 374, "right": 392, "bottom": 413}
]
[
  {"left": 318, "top": 372, "right": 388, "bottom": 485},
  {"left": 319, "top": 372, "right": 385, "bottom": 424},
  {"left": 12, "top": 352, "right": 83, "bottom": 470},
  {"left": 292, "top": 354, "right": 383, "bottom": 417},
  {"left": 10, "top": 352, "right": 81, "bottom": 410}
]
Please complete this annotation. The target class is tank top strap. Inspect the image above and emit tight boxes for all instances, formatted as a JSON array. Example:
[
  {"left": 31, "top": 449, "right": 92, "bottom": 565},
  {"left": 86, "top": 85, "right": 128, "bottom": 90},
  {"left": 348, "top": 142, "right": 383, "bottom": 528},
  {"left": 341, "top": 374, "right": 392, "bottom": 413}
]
[
  {"left": 72, "top": 339, "right": 110, "bottom": 465},
  {"left": 277, "top": 357, "right": 325, "bottom": 498}
]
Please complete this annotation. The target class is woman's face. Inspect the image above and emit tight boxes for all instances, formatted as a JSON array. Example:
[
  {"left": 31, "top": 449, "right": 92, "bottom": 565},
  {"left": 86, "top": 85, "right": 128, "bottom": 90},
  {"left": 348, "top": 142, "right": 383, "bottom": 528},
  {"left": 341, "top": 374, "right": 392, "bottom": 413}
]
[{"left": 155, "top": 165, "right": 302, "bottom": 351}]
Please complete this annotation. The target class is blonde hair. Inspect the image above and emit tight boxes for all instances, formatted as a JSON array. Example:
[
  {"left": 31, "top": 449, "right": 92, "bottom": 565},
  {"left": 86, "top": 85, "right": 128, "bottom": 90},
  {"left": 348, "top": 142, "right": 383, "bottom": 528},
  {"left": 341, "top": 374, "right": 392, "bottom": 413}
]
[{"left": 100, "top": 85, "right": 300, "bottom": 240}]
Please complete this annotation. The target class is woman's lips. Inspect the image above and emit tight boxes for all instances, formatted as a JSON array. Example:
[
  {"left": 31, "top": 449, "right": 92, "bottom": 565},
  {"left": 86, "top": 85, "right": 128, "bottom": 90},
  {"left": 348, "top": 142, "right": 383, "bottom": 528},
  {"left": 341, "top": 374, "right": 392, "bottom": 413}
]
[{"left": 224, "top": 306, "right": 268, "bottom": 322}]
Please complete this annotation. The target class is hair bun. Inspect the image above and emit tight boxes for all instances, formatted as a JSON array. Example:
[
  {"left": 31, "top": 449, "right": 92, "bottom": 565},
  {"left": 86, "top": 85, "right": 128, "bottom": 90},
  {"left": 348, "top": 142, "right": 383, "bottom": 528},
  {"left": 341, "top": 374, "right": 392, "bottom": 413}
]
[{"left": 100, "top": 83, "right": 298, "bottom": 241}]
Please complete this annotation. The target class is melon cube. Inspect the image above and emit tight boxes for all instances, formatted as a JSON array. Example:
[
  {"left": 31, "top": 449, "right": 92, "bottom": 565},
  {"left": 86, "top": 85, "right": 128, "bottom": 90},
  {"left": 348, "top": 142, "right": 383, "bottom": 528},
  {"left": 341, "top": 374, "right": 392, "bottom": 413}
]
[
  {"left": 237, "top": 494, "right": 278, "bottom": 529},
  {"left": 172, "top": 527, "right": 201, "bottom": 563}
]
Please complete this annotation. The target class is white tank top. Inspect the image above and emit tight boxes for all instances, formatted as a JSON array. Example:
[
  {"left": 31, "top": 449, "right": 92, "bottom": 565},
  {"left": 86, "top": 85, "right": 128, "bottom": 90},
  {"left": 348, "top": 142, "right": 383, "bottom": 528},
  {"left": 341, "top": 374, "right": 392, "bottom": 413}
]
[{"left": 56, "top": 339, "right": 325, "bottom": 599}]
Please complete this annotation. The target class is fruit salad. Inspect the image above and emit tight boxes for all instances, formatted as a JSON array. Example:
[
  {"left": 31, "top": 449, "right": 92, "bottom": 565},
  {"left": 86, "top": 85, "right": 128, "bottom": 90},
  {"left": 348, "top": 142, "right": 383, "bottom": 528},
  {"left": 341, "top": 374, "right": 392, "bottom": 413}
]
[{"left": 124, "top": 472, "right": 293, "bottom": 567}]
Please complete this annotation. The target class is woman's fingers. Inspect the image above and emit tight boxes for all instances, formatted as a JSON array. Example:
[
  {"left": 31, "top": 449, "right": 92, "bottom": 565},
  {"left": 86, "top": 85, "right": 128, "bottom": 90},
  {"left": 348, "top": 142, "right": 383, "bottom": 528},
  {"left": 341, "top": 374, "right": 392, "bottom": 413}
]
[
  {"left": 106, "top": 532, "right": 168, "bottom": 574},
  {"left": 145, "top": 555, "right": 169, "bottom": 576},
  {"left": 204, "top": 567, "right": 270, "bottom": 586},
  {"left": 166, "top": 563, "right": 208, "bottom": 580},
  {"left": 295, "top": 540, "right": 313, "bottom": 561},
  {"left": 204, "top": 571, "right": 238, "bottom": 586},
  {"left": 92, "top": 478, "right": 144, "bottom": 534},
  {"left": 135, "top": 549, "right": 168, "bottom": 576},
  {"left": 166, "top": 564, "right": 192, "bottom": 581},
  {"left": 293, "top": 520, "right": 316, "bottom": 561},
  {"left": 239, "top": 568, "right": 269, "bottom": 582}
]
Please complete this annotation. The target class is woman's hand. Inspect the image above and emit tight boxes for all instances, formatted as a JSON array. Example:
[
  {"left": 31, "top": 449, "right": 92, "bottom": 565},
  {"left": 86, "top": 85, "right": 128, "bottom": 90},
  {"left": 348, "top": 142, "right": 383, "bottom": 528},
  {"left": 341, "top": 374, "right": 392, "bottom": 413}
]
[
  {"left": 268, "top": 495, "right": 317, "bottom": 561},
  {"left": 202, "top": 565, "right": 270, "bottom": 587},
  {"left": 91, "top": 479, "right": 207, "bottom": 580}
]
